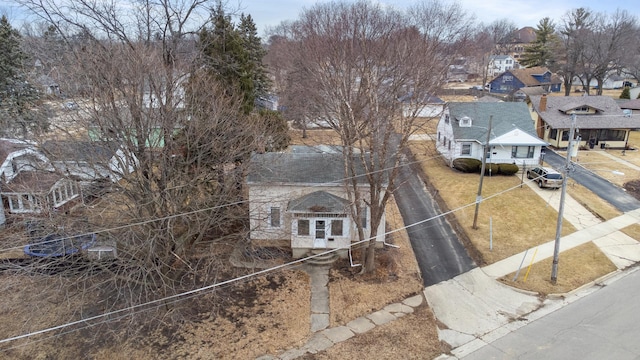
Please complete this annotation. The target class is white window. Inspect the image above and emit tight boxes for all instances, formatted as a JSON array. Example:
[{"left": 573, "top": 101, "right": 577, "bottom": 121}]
[
  {"left": 461, "top": 144, "right": 471, "bottom": 155},
  {"left": 270, "top": 207, "right": 281, "bottom": 227},
  {"left": 512, "top": 146, "right": 534, "bottom": 159}
]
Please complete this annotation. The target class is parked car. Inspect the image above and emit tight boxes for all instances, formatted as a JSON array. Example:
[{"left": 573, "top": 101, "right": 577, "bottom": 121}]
[{"left": 527, "top": 167, "right": 563, "bottom": 189}]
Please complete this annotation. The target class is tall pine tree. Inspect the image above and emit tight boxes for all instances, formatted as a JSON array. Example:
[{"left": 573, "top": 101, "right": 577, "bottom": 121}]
[
  {"left": 199, "top": 3, "right": 270, "bottom": 113},
  {"left": 0, "top": 16, "right": 47, "bottom": 137},
  {"left": 520, "top": 17, "right": 558, "bottom": 68}
]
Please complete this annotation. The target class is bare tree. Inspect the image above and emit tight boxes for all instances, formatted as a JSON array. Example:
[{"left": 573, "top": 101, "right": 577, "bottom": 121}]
[
  {"left": 14, "top": 0, "right": 273, "bottom": 321},
  {"left": 470, "top": 19, "right": 518, "bottom": 86},
  {"left": 556, "top": 8, "right": 595, "bottom": 95},
  {"left": 278, "top": 0, "right": 473, "bottom": 273},
  {"left": 580, "top": 10, "right": 638, "bottom": 95}
]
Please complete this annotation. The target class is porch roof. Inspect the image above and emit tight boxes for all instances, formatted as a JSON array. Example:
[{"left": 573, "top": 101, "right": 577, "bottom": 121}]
[{"left": 288, "top": 191, "right": 349, "bottom": 213}]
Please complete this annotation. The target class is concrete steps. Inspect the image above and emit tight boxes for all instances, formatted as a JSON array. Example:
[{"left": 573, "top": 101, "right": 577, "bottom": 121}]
[{"left": 306, "top": 249, "right": 339, "bottom": 266}]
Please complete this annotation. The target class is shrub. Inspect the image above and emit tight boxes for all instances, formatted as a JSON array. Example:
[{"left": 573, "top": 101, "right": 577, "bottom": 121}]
[
  {"left": 483, "top": 163, "right": 500, "bottom": 175},
  {"left": 498, "top": 163, "right": 519, "bottom": 175},
  {"left": 452, "top": 158, "right": 481, "bottom": 173},
  {"left": 620, "top": 86, "right": 631, "bottom": 99}
]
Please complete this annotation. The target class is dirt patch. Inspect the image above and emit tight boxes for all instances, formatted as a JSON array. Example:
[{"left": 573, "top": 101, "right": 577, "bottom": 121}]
[{"left": 624, "top": 179, "right": 640, "bottom": 201}]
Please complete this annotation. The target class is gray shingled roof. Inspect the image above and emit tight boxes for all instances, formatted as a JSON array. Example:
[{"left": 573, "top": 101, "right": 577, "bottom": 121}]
[
  {"left": 530, "top": 95, "right": 640, "bottom": 129},
  {"left": 288, "top": 191, "right": 349, "bottom": 213},
  {"left": 619, "top": 99, "right": 640, "bottom": 110},
  {"left": 447, "top": 102, "right": 537, "bottom": 143},
  {"left": 42, "top": 140, "right": 119, "bottom": 163},
  {"left": 247, "top": 147, "right": 372, "bottom": 185}
]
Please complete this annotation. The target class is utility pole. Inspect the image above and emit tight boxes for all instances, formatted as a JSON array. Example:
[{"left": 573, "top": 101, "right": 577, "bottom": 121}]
[
  {"left": 551, "top": 113, "right": 577, "bottom": 284},
  {"left": 473, "top": 115, "right": 492, "bottom": 230}
]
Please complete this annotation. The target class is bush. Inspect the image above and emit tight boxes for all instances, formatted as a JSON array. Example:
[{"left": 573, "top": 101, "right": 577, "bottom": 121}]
[
  {"left": 620, "top": 86, "right": 631, "bottom": 99},
  {"left": 498, "top": 163, "right": 519, "bottom": 175},
  {"left": 483, "top": 163, "right": 500, "bottom": 175},
  {"left": 452, "top": 158, "right": 481, "bottom": 173}
]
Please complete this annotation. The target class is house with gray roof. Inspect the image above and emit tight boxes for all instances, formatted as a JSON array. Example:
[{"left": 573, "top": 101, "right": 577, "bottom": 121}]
[
  {"left": 247, "top": 146, "right": 385, "bottom": 259},
  {"left": 529, "top": 94, "right": 640, "bottom": 149},
  {"left": 436, "top": 102, "right": 547, "bottom": 167}
]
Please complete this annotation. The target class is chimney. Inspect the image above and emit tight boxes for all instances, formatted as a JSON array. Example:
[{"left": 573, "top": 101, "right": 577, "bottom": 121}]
[{"left": 539, "top": 94, "right": 547, "bottom": 112}]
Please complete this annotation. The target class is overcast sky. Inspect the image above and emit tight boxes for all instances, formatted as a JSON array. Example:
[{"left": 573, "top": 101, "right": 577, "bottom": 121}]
[{"left": 2, "top": 0, "right": 638, "bottom": 36}]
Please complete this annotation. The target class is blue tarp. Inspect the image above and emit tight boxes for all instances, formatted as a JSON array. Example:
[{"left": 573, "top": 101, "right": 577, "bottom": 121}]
[{"left": 24, "top": 233, "right": 97, "bottom": 257}]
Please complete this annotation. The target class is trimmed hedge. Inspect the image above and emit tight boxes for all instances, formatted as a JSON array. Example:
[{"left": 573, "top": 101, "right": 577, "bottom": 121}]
[
  {"left": 452, "top": 158, "right": 482, "bottom": 173},
  {"left": 498, "top": 163, "right": 519, "bottom": 175},
  {"left": 452, "top": 158, "right": 520, "bottom": 175}
]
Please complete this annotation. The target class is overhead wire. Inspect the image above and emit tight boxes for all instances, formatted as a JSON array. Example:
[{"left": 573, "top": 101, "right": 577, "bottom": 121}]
[{"left": 0, "top": 168, "right": 538, "bottom": 348}]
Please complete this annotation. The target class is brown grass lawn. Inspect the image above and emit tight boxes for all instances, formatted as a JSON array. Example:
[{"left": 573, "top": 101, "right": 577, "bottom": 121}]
[
  {"left": 410, "top": 140, "right": 576, "bottom": 266},
  {"left": 565, "top": 181, "right": 623, "bottom": 221},
  {"left": 499, "top": 242, "right": 618, "bottom": 295},
  {"left": 603, "top": 130, "right": 640, "bottom": 168},
  {"left": 408, "top": 139, "right": 625, "bottom": 297},
  {"left": 572, "top": 151, "right": 640, "bottom": 187},
  {"left": 621, "top": 223, "right": 640, "bottom": 241},
  {"left": 290, "top": 128, "right": 343, "bottom": 146},
  {"left": 329, "top": 199, "right": 424, "bottom": 327}
]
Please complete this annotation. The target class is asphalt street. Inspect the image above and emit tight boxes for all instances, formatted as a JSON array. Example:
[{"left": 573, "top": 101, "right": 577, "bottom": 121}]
[
  {"left": 393, "top": 153, "right": 475, "bottom": 286},
  {"left": 544, "top": 150, "right": 640, "bottom": 212},
  {"left": 462, "top": 268, "right": 640, "bottom": 360}
]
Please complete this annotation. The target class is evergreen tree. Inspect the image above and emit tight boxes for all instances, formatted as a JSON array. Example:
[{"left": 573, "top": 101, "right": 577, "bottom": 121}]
[
  {"left": 238, "top": 14, "right": 270, "bottom": 104},
  {"left": 520, "top": 17, "right": 558, "bottom": 68},
  {"left": 620, "top": 86, "right": 631, "bottom": 99},
  {"left": 199, "top": 3, "right": 270, "bottom": 113},
  {"left": 0, "top": 16, "right": 47, "bottom": 137}
]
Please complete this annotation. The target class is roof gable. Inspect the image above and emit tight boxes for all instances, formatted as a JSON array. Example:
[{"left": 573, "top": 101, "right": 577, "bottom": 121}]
[
  {"left": 491, "top": 128, "right": 547, "bottom": 146},
  {"left": 288, "top": 191, "right": 349, "bottom": 213}
]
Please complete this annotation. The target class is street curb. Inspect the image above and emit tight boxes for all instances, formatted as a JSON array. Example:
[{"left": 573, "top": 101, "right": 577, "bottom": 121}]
[{"left": 547, "top": 269, "right": 622, "bottom": 300}]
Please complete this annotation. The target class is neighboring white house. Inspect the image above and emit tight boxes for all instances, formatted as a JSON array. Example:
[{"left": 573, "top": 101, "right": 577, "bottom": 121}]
[
  {"left": 0, "top": 138, "right": 133, "bottom": 224},
  {"left": 488, "top": 55, "right": 518, "bottom": 78},
  {"left": 247, "top": 146, "right": 385, "bottom": 259},
  {"left": 436, "top": 102, "right": 547, "bottom": 167}
]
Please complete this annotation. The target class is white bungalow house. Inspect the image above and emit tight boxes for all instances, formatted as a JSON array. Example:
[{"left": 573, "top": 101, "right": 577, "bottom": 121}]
[
  {"left": 436, "top": 102, "right": 547, "bottom": 167},
  {"left": 247, "top": 146, "right": 385, "bottom": 259}
]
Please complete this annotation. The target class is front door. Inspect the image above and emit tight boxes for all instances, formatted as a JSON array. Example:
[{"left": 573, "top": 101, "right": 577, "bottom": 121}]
[{"left": 313, "top": 220, "right": 327, "bottom": 248}]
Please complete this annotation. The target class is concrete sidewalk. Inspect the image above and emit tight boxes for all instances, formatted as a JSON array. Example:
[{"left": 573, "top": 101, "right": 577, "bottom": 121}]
[{"left": 430, "top": 176, "right": 640, "bottom": 359}]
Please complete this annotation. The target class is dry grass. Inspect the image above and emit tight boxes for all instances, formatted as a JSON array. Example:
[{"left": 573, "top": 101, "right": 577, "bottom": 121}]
[
  {"left": 499, "top": 242, "right": 617, "bottom": 295},
  {"left": 289, "top": 128, "right": 342, "bottom": 146},
  {"left": 565, "top": 181, "right": 622, "bottom": 221},
  {"left": 620, "top": 223, "right": 640, "bottom": 241},
  {"left": 409, "top": 139, "right": 622, "bottom": 296},
  {"left": 312, "top": 305, "right": 446, "bottom": 360},
  {"left": 328, "top": 199, "right": 424, "bottom": 326},
  {"left": 412, "top": 117, "right": 439, "bottom": 135},
  {"left": 409, "top": 140, "right": 575, "bottom": 265},
  {"left": 573, "top": 151, "right": 640, "bottom": 187}
]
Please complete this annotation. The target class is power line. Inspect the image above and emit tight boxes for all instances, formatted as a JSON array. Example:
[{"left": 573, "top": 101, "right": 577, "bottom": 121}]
[
  {"left": 0, "top": 150, "right": 445, "bottom": 254},
  {"left": 0, "top": 173, "right": 533, "bottom": 347}
]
